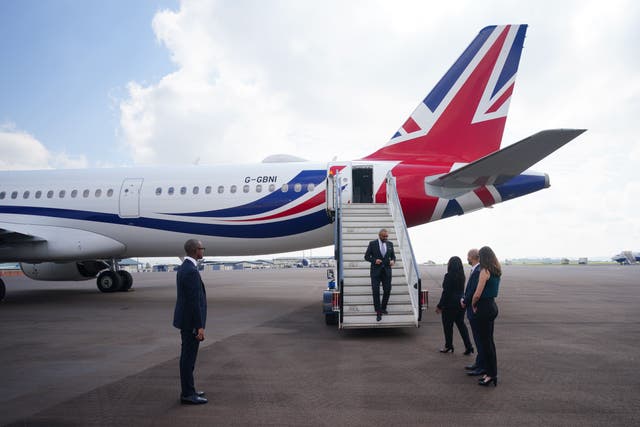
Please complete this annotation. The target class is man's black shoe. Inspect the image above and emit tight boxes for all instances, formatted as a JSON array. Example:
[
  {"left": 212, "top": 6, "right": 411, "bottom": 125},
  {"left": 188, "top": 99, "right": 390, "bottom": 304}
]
[
  {"left": 381, "top": 309, "right": 389, "bottom": 315},
  {"left": 181, "top": 395, "right": 208, "bottom": 404},
  {"left": 376, "top": 313, "right": 382, "bottom": 321},
  {"left": 466, "top": 369, "right": 486, "bottom": 376},
  {"left": 196, "top": 391, "right": 205, "bottom": 397},
  {"left": 465, "top": 364, "right": 478, "bottom": 370}
]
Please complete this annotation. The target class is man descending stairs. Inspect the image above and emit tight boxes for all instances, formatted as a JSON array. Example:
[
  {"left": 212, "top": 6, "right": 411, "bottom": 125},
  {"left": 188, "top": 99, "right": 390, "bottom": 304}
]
[
  {"left": 339, "top": 203, "right": 418, "bottom": 328},
  {"left": 364, "top": 228, "right": 395, "bottom": 322}
]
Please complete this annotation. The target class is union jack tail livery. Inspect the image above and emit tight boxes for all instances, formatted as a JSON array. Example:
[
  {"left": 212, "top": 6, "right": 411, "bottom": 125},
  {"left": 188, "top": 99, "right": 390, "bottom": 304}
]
[{"left": 364, "top": 25, "right": 527, "bottom": 163}]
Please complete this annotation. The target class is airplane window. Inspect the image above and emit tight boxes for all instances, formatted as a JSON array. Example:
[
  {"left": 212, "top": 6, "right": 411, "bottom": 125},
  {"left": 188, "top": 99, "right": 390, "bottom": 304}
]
[
  {"left": 11, "top": 191, "right": 17, "bottom": 199},
  {"left": 269, "top": 184, "right": 276, "bottom": 192},
  {"left": 155, "top": 187, "right": 162, "bottom": 196},
  {"left": 217, "top": 186, "right": 224, "bottom": 194},
  {"left": 59, "top": 190, "right": 66, "bottom": 198},
  {"left": 168, "top": 187, "right": 174, "bottom": 195},
  {"left": 256, "top": 184, "right": 262, "bottom": 193},
  {"left": 193, "top": 186, "right": 199, "bottom": 195},
  {"left": 0, "top": 191, "right": 4, "bottom": 199},
  {"left": 307, "top": 183, "right": 315, "bottom": 192},
  {"left": 71, "top": 190, "right": 78, "bottom": 198},
  {"left": 205, "top": 186, "right": 212, "bottom": 194},
  {"left": 243, "top": 185, "right": 249, "bottom": 193},
  {"left": 281, "top": 184, "right": 288, "bottom": 192},
  {"left": 23, "top": 191, "right": 30, "bottom": 199},
  {"left": 95, "top": 189, "right": 102, "bottom": 197},
  {"left": 107, "top": 189, "right": 114, "bottom": 197},
  {"left": 47, "top": 190, "right": 54, "bottom": 198},
  {"left": 83, "top": 189, "right": 89, "bottom": 198},
  {"left": 35, "top": 191, "right": 42, "bottom": 199},
  {"left": 180, "top": 186, "right": 187, "bottom": 195},
  {"left": 294, "top": 183, "right": 302, "bottom": 192},
  {"left": 230, "top": 185, "right": 237, "bottom": 194}
]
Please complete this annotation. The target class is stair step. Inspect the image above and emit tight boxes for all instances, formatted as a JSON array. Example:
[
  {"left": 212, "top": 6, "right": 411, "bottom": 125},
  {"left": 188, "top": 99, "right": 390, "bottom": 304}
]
[
  {"left": 342, "top": 244, "right": 400, "bottom": 251},
  {"left": 341, "top": 239, "right": 398, "bottom": 246},
  {"left": 340, "top": 233, "right": 396, "bottom": 241},
  {"left": 342, "top": 252, "right": 402, "bottom": 260},
  {"left": 342, "top": 304, "right": 414, "bottom": 314},
  {"left": 341, "top": 313, "right": 417, "bottom": 328},
  {"left": 343, "top": 307, "right": 414, "bottom": 316},
  {"left": 342, "top": 294, "right": 413, "bottom": 304},
  {"left": 341, "top": 230, "right": 394, "bottom": 236},
  {"left": 343, "top": 268, "right": 404, "bottom": 277},
  {"left": 342, "top": 204, "right": 388, "bottom": 210},
  {"left": 342, "top": 263, "right": 404, "bottom": 271},
  {"left": 341, "top": 214, "right": 391, "bottom": 219},
  {"left": 342, "top": 277, "right": 393, "bottom": 286},
  {"left": 342, "top": 252, "right": 402, "bottom": 261},
  {"left": 342, "top": 218, "right": 394, "bottom": 224},
  {"left": 342, "top": 277, "right": 407, "bottom": 286},
  {"left": 342, "top": 285, "right": 409, "bottom": 295}
]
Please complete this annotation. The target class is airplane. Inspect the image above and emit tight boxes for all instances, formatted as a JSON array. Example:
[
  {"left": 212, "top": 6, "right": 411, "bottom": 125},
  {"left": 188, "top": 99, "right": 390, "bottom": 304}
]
[
  {"left": 612, "top": 251, "right": 640, "bottom": 265},
  {"left": 0, "top": 24, "right": 585, "bottom": 301}
]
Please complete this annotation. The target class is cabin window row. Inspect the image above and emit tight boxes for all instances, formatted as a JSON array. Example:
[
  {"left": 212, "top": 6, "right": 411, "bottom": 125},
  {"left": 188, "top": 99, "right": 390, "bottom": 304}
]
[
  {"left": 153, "top": 183, "right": 315, "bottom": 196},
  {"left": 0, "top": 189, "right": 115, "bottom": 200},
  {"left": 0, "top": 183, "right": 317, "bottom": 201}
]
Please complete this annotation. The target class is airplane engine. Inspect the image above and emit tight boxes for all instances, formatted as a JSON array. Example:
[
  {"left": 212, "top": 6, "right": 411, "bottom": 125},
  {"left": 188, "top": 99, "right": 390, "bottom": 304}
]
[{"left": 20, "top": 261, "right": 109, "bottom": 281}]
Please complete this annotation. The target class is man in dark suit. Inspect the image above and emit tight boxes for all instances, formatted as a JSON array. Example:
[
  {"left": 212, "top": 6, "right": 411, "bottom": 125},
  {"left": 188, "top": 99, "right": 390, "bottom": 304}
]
[
  {"left": 364, "top": 229, "right": 396, "bottom": 321},
  {"left": 461, "top": 248, "right": 485, "bottom": 376},
  {"left": 173, "top": 239, "right": 208, "bottom": 404}
]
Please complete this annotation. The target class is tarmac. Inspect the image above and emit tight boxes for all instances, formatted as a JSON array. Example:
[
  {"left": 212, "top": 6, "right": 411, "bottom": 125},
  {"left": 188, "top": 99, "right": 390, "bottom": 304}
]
[{"left": 0, "top": 264, "right": 639, "bottom": 426}]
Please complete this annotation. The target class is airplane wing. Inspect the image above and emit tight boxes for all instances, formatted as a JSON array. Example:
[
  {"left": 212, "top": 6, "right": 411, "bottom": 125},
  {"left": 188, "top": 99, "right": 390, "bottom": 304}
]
[
  {"left": 0, "top": 222, "right": 126, "bottom": 262},
  {"left": 425, "top": 129, "right": 586, "bottom": 198},
  {"left": 0, "top": 226, "right": 46, "bottom": 244}
]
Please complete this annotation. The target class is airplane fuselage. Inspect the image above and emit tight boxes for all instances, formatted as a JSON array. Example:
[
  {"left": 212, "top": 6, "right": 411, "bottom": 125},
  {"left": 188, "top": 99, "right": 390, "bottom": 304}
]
[{"left": 0, "top": 159, "right": 548, "bottom": 262}]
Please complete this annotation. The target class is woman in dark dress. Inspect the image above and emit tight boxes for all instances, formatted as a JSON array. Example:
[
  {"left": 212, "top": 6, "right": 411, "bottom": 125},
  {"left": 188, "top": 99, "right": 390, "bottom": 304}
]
[
  {"left": 436, "top": 256, "right": 473, "bottom": 354},
  {"left": 472, "top": 246, "right": 501, "bottom": 387}
]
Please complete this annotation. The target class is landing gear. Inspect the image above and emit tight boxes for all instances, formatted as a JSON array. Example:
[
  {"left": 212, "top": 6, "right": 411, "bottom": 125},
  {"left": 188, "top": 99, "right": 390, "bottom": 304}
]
[
  {"left": 96, "top": 270, "right": 122, "bottom": 293},
  {"left": 117, "top": 270, "right": 133, "bottom": 291},
  {"left": 96, "top": 259, "right": 135, "bottom": 293},
  {"left": 0, "top": 278, "right": 5, "bottom": 301}
]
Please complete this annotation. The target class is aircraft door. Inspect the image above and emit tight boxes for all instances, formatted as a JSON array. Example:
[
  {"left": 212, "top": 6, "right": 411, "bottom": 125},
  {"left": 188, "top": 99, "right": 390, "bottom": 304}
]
[
  {"left": 327, "top": 162, "right": 352, "bottom": 204},
  {"left": 352, "top": 166, "right": 374, "bottom": 203},
  {"left": 119, "top": 178, "right": 144, "bottom": 218}
]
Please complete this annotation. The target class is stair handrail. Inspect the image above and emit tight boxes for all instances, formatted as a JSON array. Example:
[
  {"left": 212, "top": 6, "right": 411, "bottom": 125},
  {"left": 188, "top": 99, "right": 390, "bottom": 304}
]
[
  {"left": 331, "top": 171, "right": 345, "bottom": 326},
  {"left": 386, "top": 172, "right": 421, "bottom": 321}
]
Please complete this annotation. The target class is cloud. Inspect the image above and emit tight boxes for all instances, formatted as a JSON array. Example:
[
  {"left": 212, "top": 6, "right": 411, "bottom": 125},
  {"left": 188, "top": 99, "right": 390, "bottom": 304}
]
[
  {"left": 0, "top": 123, "right": 88, "bottom": 170},
  {"left": 116, "top": 0, "right": 640, "bottom": 262},
  {"left": 118, "top": 1, "right": 462, "bottom": 165}
]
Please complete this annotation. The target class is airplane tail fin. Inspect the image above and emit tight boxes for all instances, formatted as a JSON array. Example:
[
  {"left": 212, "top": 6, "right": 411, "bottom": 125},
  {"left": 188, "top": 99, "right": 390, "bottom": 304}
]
[{"left": 363, "top": 25, "right": 528, "bottom": 163}]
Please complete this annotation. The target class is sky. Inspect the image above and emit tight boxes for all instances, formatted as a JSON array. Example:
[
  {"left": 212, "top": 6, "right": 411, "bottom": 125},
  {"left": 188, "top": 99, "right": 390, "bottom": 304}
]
[{"left": 1, "top": 0, "right": 638, "bottom": 264}]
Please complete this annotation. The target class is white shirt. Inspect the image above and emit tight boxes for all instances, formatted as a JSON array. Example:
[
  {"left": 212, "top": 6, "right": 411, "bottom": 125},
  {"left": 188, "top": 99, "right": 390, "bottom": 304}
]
[{"left": 378, "top": 239, "right": 387, "bottom": 256}]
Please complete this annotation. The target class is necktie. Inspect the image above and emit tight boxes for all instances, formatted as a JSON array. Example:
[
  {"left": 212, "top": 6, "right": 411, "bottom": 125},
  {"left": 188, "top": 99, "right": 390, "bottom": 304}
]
[{"left": 381, "top": 242, "right": 386, "bottom": 257}]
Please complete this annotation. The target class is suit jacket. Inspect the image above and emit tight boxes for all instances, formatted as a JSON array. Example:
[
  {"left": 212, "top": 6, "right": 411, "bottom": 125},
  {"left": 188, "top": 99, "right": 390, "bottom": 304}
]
[
  {"left": 364, "top": 239, "right": 396, "bottom": 278},
  {"left": 463, "top": 266, "right": 480, "bottom": 317},
  {"left": 173, "top": 260, "right": 207, "bottom": 331},
  {"left": 437, "top": 272, "right": 465, "bottom": 310}
]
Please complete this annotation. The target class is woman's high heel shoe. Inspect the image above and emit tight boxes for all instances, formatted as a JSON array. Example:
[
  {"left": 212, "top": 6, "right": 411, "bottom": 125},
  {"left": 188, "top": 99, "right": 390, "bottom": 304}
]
[
  {"left": 439, "top": 347, "right": 454, "bottom": 353},
  {"left": 478, "top": 376, "right": 498, "bottom": 387},
  {"left": 463, "top": 347, "right": 474, "bottom": 355}
]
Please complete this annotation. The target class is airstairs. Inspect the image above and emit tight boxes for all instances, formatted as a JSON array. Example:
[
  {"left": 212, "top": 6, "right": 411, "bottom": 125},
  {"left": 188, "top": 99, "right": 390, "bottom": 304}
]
[{"left": 329, "top": 171, "right": 426, "bottom": 329}]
